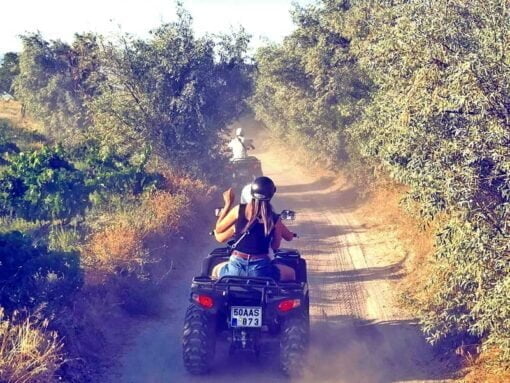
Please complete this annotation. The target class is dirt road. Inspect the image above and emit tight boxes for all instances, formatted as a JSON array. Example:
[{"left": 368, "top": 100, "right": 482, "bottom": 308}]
[{"left": 108, "top": 143, "right": 454, "bottom": 383}]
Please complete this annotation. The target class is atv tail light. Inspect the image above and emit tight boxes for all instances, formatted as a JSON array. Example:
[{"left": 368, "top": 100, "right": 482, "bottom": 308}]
[
  {"left": 192, "top": 294, "right": 214, "bottom": 309},
  {"left": 277, "top": 299, "right": 301, "bottom": 313}
]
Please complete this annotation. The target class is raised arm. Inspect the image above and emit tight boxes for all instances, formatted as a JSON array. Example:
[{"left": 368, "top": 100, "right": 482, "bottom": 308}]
[
  {"left": 215, "top": 205, "right": 239, "bottom": 234},
  {"left": 214, "top": 225, "right": 235, "bottom": 243},
  {"left": 214, "top": 188, "right": 239, "bottom": 242}
]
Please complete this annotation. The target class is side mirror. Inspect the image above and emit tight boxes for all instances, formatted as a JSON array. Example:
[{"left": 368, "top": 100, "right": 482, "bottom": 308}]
[
  {"left": 280, "top": 209, "right": 296, "bottom": 221},
  {"left": 214, "top": 207, "right": 223, "bottom": 217}
]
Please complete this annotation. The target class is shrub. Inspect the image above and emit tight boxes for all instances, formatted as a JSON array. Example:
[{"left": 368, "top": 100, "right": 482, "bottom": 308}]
[
  {"left": 74, "top": 141, "right": 163, "bottom": 198},
  {"left": 0, "top": 308, "right": 63, "bottom": 383},
  {"left": 84, "top": 225, "right": 146, "bottom": 275},
  {"left": 0, "top": 143, "right": 164, "bottom": 223},
  {"left": 0, "top": 146, "right": 89, "bottom": 221},
  {"left": 0, "top": 52, "right": 19, "bottom": 94},
  {"left": 141, "top": 191, "right": 190, "bottom": 233},
  {"left": 0, "top": 231, "right": 82, "bottom": 314}
]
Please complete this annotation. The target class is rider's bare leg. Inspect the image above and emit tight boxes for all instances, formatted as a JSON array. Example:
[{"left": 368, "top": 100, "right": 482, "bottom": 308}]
[
  {"left": 275, "top": 263, "right": 296, "bottom": 281},
  {"left": 211, "top": 261, "right": 229, "bottom": 279}
]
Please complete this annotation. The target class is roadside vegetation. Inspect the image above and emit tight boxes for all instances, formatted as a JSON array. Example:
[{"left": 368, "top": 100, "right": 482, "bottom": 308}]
[
  {"left": 1, "top": 0, "right": 508, "bottom": 381},
  {"left": 251, "top": 0, "right": 509, "bottom": 379},
  {"left": 0, "top": 6, "right": 251, "bottom": 382},
  {"left": 0, "top": 52, "right": 18, "bottom": 95}
]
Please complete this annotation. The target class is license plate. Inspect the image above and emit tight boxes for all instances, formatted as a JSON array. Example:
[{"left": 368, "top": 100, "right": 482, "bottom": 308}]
[{"left": 230, "top": 306, "right": 262, "bottom": 328}]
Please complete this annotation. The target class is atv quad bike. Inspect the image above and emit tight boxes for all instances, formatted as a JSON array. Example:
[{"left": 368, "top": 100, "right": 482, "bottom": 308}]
[
  {"left": 229, "top": 156, "right": 263, "bottom": 188},
  {"left": 182, "top": 211, "right": 309, "bottom": 376}
]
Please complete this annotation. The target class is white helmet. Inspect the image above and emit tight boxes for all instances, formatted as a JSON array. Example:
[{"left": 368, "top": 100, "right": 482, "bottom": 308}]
[
  {"left": 235, "top": 127, "right": 243, "bottom": 137},
  {"left": 240, "top": 183, "right": 252, "bottom": 204}
]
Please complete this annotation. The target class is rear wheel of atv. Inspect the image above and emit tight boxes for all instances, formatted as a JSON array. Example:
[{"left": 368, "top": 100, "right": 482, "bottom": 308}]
[
  {"left": 280, "top": 313, "right": 308, "bottom": 377},
  {"left": 304, "top": 294, "right": 311, "bottom": 343},
  {"left": 182, "top": 304, "right": 216, "bottom": 374}
]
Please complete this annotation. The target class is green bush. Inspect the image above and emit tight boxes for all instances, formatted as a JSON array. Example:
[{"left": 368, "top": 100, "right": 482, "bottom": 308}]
[
  {"left": 74, "top": 141, "right": 163, "bottom": 197},
  {"left": 251, "top": 1, "right": 372, "bottom": 166},
  {"left": 0, "top": 143, "right": 164, "bottom": 222},
  {"left": 0, "top": 145, "right": 89, "bottom": 221},
  {"left": 0, "top": 231, "right": 83, "bottom": 313}
]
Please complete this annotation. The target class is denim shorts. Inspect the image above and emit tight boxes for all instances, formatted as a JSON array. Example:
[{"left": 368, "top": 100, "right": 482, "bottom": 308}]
[{"left": 219, "top": 255, "right": 280, "bottom": 281}]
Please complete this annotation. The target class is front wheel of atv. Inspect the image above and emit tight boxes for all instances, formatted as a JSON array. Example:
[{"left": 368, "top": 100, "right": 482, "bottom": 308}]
[
  {"left": 280, "top": 313, "right": 308, "bottom": 377},
  {"left": 182, "top": 304, "right": 216, "bottom": 374}
]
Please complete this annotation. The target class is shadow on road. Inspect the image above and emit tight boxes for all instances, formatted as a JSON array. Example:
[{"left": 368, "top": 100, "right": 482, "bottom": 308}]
[
  {"left": 285, "top": 186, "right": 361, "bottom": 213},
  {"left": 278, "top": 176, "right": 337, "bottom": 194},
  {"left": 308, "top": 258, "right": 407, "bottom": 284}
]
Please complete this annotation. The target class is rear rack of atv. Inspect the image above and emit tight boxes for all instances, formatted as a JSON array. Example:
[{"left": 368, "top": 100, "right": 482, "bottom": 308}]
[
  {"left": 217, "top": 276, "right": 278, "bottom": 286},
  {"left": 192, "top": 275, "right": 305, "bottom": 292}
]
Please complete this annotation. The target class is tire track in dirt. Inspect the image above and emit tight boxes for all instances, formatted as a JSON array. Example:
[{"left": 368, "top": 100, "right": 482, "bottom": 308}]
[{"left": 260, "top": 149, "right": 453, "bottom": 383}]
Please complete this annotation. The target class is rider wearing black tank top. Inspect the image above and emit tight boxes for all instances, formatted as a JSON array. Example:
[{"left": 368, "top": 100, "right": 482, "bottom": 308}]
[
  {"left": 234, "top": 204, "right": 280, "bottom": 254},
  {"left": 213, "top": 178, "right": 297, "bottom": 281}
]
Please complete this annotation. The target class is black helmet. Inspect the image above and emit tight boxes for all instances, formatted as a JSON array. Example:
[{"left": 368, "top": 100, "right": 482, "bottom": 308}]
[{"left": 251, "top": 176, "right": 276, "bottom": 201}]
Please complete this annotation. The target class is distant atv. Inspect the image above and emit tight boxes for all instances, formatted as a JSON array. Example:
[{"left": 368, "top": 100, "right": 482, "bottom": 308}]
[
  {"left": 229, "top": 156, "right": 263, "bottom": 188},
  {"left": 182, "top": 210, "right": 309, "bottom": 376}
]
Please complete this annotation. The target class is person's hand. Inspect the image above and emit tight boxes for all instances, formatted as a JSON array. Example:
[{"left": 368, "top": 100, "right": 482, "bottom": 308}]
[{"left": 223, "top": 188, "right": 234, "bottom": 206}]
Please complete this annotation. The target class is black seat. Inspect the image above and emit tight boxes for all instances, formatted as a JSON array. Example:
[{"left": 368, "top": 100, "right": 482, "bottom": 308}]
[
  {"left": 200, "top": 247, "right": 231, "bottom": 277},
  {"left": 274, "top": 248, "right": 300, "bottom": 258},
  {"left": 273, "top": 249, "right": 307, "bottom": 283}
]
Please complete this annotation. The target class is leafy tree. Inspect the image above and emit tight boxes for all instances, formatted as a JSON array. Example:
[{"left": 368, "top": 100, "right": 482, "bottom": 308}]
[
  {"left": 13, "top": 33, "right": 102, "bottom": 141},
  {"left": 0, "top": 120, "right": 20, "bottom": 165},
  {"left": 254, "top": 0, "right": 510, "bottom": 361},
  {"left": 0, "top": 52, "right": 19, "bottom": 94},
  {"left": 12, "top": 7, "right": 252, "bottom": 177},
  {"left": 251, "top": 0, "right": 371, "bottom": 166},
  {"left": 90, "top": 7, "right": 253, "bottom": 176}
]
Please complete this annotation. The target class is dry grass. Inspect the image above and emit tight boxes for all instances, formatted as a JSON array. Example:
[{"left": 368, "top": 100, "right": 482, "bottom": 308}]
[
  {"left": 0, "top": 101, "right": 45, "bottom": 150},
  {"left": 158, "top": 168, "right": 211, "bottom": 201},
  {"left": 82, "top": 169, "right": 208, "bottom": 272},
  {"left": 83, "top": 189, "right": 194, "bottom": 279},
  {"left": 0, "top": 309, "right": 63, "bottom": 383},
  {"left": 141, "top": 191, "right": 190, "bottom": 233},
  {"left": 463, "top": 348, "right": 510, "bottom": 383},
  {"left": 84, "top": 224, "right": 146, "bottom": 276},
  {"left": 0, "top": 100, "right": 44, "bottom": 134},
  {"left": 357, "top": 184, "right": 438, "bottom": 310},
  {"left": 0, "top": 101, "right": 22, "bottom": 122}
]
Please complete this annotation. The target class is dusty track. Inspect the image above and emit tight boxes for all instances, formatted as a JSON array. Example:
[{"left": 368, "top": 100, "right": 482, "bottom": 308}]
[{"left": 108, "top": 142, "right": 454, "bottom": 383}]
